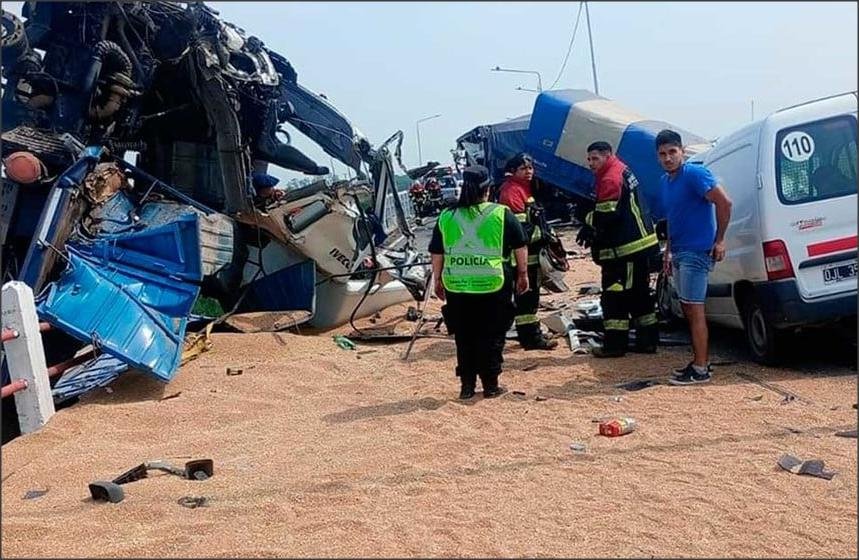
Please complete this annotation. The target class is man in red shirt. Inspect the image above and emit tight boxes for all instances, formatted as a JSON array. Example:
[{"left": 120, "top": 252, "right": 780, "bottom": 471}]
[
  {"left": 498, "top": 153, "right": 558, "bottom": 350},
  {"left": 578, "top": 141, "right": 659, "bottom": 357}
]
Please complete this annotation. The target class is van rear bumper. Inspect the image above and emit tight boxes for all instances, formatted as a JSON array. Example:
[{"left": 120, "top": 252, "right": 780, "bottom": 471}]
[{"left": 755, "top": 279, "right": 856, "bottom": 328}]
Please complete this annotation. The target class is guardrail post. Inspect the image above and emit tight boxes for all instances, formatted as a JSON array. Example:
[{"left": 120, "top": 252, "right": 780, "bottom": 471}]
[{"left": 2, "top": 281, "right": 55, "bottom": 433}]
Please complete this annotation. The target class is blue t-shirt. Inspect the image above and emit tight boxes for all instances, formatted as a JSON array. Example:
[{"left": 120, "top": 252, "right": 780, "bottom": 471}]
[{"left": 661, "top": 163, "right": 717, "bottom": 252}]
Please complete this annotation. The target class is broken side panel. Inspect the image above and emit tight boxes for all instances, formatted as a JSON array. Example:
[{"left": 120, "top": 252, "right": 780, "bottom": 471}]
[
  {"left": 74, "top": 213, "right": 204, "bottom": 283},
  {"left": 37, "top": 249, "right": 199, "bottom": 383}
]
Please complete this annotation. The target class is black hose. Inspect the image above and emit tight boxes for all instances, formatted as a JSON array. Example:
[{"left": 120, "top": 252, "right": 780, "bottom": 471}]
[
  {"left": 315, "top": 260, "right": 431, "bottom": 285},
  {"left": 81, "top": 40, "right": 132, "bottom": 93},
  {"left": 94, "top": 40, "right": 133, "bottom": 76}
]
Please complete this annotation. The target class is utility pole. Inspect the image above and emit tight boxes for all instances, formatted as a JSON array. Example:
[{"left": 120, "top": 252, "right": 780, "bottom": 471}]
[
  {"left": 491, "top": 66, "right": 543, "bottom": 93},
  {"left": 584, "top": 1, "right": 599, "bottom": 95},
  {"left": 750, "top": 100, "right": 755, "bottom": 121},
  {"left": 416, "top": 114, "right": 441, "bottom": 166}
]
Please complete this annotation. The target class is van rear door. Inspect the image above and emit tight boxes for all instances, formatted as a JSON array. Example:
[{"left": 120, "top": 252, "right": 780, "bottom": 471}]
[{"left": 771, "top": 113, "right": 857, "bottom": 300}]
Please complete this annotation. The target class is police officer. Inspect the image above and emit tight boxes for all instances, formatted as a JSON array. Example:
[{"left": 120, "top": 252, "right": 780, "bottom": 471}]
[
  {"left": 429, "top": 165, "right": 529, "bottom": 400},
  {"left": 577, "top": 141, "right": 659, "bottom": 357},
  {"left": 498, "top": 153, "right": 558, "bottom": 351}
]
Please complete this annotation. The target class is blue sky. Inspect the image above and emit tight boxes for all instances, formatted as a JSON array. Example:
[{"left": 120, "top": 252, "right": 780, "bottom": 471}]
[{"left": 6, "top": 2, "right": 857, "bottom": 179}]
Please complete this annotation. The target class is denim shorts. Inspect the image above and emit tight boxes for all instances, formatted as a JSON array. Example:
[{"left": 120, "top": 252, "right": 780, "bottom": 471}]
[{"left": 672, "top": 250, "right": 714, "bottom": 304}]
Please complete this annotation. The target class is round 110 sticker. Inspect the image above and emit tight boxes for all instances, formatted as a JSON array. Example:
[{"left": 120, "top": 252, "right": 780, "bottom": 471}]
[{"left": 781, "top": 131, "right": 815, "bottom": 162}]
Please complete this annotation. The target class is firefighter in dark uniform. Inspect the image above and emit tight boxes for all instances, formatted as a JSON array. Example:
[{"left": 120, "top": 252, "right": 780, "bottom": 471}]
[
  {"left": 577, "top": 141, "right": 660, "bottom": 357},
  {"left": 498, "top": 153, "right": 558, "bottom": 350},
  {"left": 429, "top": 165, "right": 529, "bottom": 400}
]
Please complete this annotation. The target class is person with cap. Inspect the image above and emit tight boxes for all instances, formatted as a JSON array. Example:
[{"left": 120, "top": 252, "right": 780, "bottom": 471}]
[
  {"left": 252, "top": 169, "right": 284, "bottom": 204},
  {"left": 429, "top": 165, "right": 529, "bottom": 400},
  {"left": 577, "top": 141, "right": 660, "bottom": 357},
  {"left": 497, "top": 153, "right": 558, "bottom": 351}
]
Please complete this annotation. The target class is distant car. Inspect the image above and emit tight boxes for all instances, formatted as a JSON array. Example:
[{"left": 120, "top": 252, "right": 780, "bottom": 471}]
[{"left": 438, "top": 175, "right": 461, "bottom": 205}]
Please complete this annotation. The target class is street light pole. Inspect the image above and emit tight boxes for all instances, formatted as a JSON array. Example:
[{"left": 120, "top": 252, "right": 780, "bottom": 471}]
[
  {"left": 584, "top": 1, "right": 600, "bottom": 95},
  {"left": 416, "top": 113, "right": 441, "bottom": 166},
  {"left": 491, "top": 66, "right": 543, "bottom": 92}
]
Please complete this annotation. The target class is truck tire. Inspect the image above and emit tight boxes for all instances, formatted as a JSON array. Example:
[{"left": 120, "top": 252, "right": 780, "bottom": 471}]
[{"left": 741, "top": 295, "right": 784, "bottom": 365}]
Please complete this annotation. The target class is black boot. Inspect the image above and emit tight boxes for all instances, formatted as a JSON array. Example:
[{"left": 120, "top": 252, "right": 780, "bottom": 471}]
[
  {"left": 632, "top": 325, "right": 658, "bottom": 354},
  {"left": 459, "top": 377, "right": 476, "bottom": 400},
  {"left": 592, "top": 346, "right": 626, "bottom": 358},
  {"left": 594, "top": 330, "right": 628, "bottom": 358},
  {"left": 480, "top": 372, "right": 507, "bottom": 398},
  {"left": 522, "top": 335, "right": 559, "bottom": 351},
  {"left": 519, "top": 323, "right": 558, "bottom": 350}
]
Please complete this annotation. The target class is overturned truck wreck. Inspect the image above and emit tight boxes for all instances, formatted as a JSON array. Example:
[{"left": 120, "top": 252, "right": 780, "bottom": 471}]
[{"left": 1, "top": 2, "right": 427, "bottom": 400}]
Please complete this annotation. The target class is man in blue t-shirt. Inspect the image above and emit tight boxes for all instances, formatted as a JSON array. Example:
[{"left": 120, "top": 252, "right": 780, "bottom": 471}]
[{"left": 656, "top": 130, "right": 733, "bottom": 385}]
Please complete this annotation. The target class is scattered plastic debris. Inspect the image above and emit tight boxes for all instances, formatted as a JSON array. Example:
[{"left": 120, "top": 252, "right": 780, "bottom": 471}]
[
  {"left": 599, "top": 417, "right": 637, "bottom": 437},
  {"left": 23, "top": 489, "right": 49, "bottom": 500},
  {"left": 333, "top": 335, "right": 357, "bottom": 350},
  {"left": 177, "top": 496, "right": 209, "bottom": 509},
  {"left": 542, "top": 311, "right": 575, "bottom": 335},
  {"left": 575, "top": 299, "right": 602, "bottom": 319},
  {"left": 777, "top": 454, "right": 837, "bottom": 480},
  {"left": 569, "top": 442, "right": 587, "bottom": 453},
  {"left": 181, "top": 323, "right": 215, "bottom": 365},
  {"left": 577, "top": 283, "right": 602, "bottom": 296},
  {"left": 226, "top": 368, "right": 243, "bottom": 376},
  {"left": 535, "top": 396, "right": 548, "bottom": 402}
]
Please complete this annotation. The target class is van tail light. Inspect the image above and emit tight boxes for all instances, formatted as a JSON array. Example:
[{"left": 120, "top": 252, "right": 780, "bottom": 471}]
[{"left": 763, "top": 240, "right": 795, "bottom": 281}]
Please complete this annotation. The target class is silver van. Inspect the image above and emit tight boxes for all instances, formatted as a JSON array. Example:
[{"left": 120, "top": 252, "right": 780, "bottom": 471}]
[{"left": 658, "top": 92, "right": 857, "bottom": 363}]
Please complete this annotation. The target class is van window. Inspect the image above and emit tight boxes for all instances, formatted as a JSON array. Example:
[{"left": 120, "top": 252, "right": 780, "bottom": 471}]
[{"left": 775, "top": 115, "right": 857, "bottom": 204}]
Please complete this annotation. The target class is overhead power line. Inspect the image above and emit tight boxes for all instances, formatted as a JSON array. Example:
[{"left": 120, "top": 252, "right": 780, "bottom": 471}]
[{"left": 548, "top": 1, "right": 584, "bottom": 90}]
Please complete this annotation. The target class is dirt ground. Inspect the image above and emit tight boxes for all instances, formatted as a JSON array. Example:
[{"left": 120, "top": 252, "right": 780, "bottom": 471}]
[{"left": 2, "top": 229, "right": 857, "bottom": 558}]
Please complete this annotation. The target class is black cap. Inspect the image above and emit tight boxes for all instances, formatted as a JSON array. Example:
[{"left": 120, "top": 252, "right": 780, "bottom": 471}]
[{"left": 463, "top": 165, "right": 490, "bottom": 187}]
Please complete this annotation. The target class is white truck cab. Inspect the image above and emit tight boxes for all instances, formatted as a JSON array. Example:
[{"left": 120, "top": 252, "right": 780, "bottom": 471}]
[{"left": 659, "top": 92, "right": 857, "bottom": 363}]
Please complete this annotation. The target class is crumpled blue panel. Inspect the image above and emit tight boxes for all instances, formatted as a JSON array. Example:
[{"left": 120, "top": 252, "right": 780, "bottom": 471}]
[
  {"left": 74, "top": 213, "right": 204, "bottom": 283},
  {"left": 37, "top": 250, "right": 199, "bottom": 382},
  {"left": 52, "top": 354, "right": 130, "bottom": 403}
]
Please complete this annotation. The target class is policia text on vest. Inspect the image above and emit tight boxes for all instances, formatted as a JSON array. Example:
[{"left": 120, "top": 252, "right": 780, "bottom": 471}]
[{"left": 438, "top": 203, "right": 508, "bottom": 294}]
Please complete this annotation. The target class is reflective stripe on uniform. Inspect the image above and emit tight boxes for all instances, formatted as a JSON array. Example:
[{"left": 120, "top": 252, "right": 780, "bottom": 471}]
[
  {"left": 515, "top": 314, "right": 539, "bottom": 325},
  {"left": 636, "top": 313, "right": 658, "bottom": 327},
  {"left": 604, "top": 319, "right": 629, "bottom": 331},
  {"left": 629, "top": 194, "right": 649, "bottom": 239},
  {"left": 585, "top": 211, "right": 594, "bottom": 227},
  {"left": 595, "top": 200, "right": 618, "bottom": 212},
  {"left": 606, "top": 282, "right": 624, "bottom": 292},
  {"left": 450, "top": 209, "right": 503, "bottom": 257},
  {"left": 626, "top": 261, "right": 634, "bottom": 290},
  {"left": 598, "top": 233, "right": 658, "bottom": 261},
  {"left": 439, "top": 203, "right": 507, "bottom": 294},
  {"left": 527, "top": 254, "right": 540, "bottom": 265}
]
